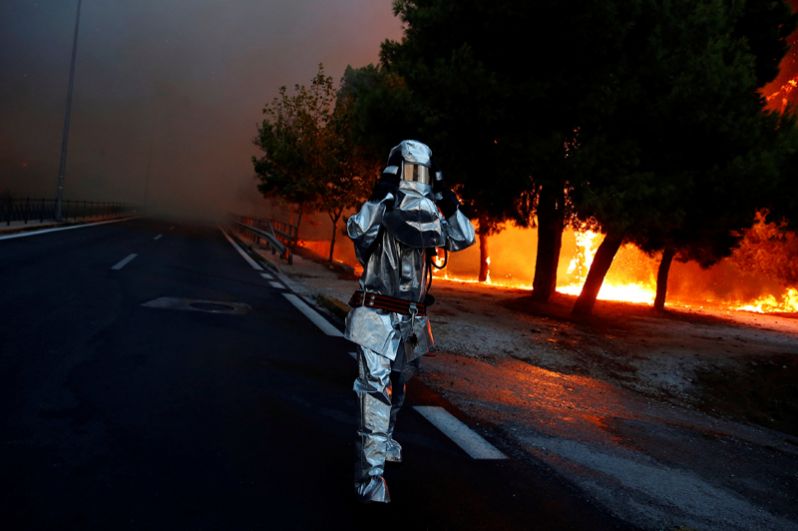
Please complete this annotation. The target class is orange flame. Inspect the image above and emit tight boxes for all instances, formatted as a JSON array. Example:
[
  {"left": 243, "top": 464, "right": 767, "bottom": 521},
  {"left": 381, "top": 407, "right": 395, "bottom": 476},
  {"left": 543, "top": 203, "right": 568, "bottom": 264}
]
[
  {"left": 558, "top": 227, "right": 657, "bottom": 305},
  {"left": 300, "top": 217, "right": 796, "bottom": 315},
  {"left": 763, "top": 74, "right": 798, "bottom": 112},
  {"left": 736, "top": 288, "right": 798, "bottom": 313}
]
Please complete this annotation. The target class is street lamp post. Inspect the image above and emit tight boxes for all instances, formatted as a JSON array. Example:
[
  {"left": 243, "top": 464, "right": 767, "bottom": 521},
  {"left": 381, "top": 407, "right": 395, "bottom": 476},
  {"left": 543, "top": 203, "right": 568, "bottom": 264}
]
[{"left": 55, "top": 0, "right": 83, "bottom": 221}]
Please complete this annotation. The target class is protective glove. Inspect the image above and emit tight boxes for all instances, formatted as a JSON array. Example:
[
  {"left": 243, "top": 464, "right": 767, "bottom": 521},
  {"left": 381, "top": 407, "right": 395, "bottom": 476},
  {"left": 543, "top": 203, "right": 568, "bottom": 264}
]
[
  {"left": 436, "top": 188, "right": 459, "bottom": 218},
  {"left": 432, "top": 168, "right": 446, "bottom": 194},
  {"left": 369, "top": 175, "right": 398, "bottom": 202}
]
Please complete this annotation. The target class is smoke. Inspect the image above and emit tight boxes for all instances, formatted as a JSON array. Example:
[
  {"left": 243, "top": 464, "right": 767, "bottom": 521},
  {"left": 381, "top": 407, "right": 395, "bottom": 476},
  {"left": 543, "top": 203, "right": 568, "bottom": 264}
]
[{"left": 0, "top": 0, "right": 401, "bottom": 219}]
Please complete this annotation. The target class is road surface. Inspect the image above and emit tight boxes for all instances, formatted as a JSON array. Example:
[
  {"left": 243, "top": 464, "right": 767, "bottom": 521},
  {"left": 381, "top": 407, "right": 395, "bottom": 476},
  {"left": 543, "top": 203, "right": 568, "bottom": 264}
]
[{"left": 0, "top": 218, "right": 632, "bottom": 530}]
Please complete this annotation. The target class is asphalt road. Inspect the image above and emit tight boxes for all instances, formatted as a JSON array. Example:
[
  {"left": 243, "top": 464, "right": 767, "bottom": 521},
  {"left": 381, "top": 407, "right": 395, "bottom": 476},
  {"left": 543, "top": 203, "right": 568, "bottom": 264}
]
[{"left": 0, "top": 218, "right": 633, "bottom": 530}]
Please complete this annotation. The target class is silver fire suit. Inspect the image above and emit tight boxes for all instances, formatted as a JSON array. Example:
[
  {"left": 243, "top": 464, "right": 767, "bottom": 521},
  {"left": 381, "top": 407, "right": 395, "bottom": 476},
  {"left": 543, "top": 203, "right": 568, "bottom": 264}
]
[{"left": 345, "top": 178, "right": 475, "bottom": 503}]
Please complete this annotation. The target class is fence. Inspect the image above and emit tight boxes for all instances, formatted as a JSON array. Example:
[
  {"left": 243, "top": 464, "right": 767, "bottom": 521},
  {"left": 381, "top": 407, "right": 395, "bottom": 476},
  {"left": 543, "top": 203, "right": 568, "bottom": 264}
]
[
  {"left": 230, "top": 213, "right": 298, "bottom": 264},
  {"left": 1, "top": 197, "right": 135, "bottom": 226}
]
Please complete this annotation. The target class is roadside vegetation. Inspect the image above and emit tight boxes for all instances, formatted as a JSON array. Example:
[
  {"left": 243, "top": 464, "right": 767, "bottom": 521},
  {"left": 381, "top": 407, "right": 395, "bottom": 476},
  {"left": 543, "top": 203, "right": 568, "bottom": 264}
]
[{"left": 252, "top": 0, "right": 798, "bottom": 318}]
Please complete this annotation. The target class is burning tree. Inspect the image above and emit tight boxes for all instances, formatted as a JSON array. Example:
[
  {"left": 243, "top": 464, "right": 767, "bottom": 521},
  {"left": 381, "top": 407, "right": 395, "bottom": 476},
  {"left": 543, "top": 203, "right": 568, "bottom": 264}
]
[
  {"left": 569, "top": 0, "right": 797, "bottom": 316},
  {"left": 376, "top": 1, "right": 637, "bottom": 289}
]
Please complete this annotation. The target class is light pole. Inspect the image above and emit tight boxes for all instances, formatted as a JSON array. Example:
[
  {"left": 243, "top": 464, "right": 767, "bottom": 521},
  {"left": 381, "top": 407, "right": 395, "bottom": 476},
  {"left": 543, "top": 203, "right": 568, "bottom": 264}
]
[{"left": 55, "top": 0, "right": 83, "bottom": 221}]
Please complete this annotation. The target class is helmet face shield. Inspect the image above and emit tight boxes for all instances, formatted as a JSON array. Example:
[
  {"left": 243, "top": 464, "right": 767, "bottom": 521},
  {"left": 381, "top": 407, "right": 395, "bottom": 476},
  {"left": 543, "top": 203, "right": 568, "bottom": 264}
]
[{"left": 402, "top": 162, "right": 431, "bottom": 185}]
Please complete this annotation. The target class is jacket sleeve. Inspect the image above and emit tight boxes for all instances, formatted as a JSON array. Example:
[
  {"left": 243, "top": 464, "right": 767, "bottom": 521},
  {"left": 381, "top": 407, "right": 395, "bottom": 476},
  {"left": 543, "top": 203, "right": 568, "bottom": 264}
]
[
  {"left": 347, "top": 194, "right": 393, "bottom": 265},
  {"left": 442, "top": 208, "right": 476, "bottom": 251}
]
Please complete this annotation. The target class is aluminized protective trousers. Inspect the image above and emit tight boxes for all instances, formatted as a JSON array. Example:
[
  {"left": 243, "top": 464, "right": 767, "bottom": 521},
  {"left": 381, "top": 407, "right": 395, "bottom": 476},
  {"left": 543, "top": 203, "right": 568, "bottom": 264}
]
[{"left": 353, "top": 341, "right": 419, "bottom": 503}]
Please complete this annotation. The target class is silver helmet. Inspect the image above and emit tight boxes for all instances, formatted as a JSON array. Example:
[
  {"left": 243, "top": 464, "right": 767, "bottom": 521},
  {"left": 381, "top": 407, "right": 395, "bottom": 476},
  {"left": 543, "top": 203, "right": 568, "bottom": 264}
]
[
  {"left": 381, "top": 140, "right": 445, "bottom": 248},
  {"left": 383, "top": 140, "right": 433, "bottom": 185}
]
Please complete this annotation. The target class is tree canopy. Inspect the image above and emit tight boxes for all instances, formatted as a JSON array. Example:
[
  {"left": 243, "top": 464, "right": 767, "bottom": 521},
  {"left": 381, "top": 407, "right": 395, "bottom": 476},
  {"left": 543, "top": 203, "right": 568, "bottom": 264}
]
[
  {"left": 380, "top": 0, "right": 638, "bottom": 288},
  {"left": 252, "top": 64, "right": 373, "bottom": 260},
  {"left": 569, "top": 0, "right": 797, "bottom": 316}
]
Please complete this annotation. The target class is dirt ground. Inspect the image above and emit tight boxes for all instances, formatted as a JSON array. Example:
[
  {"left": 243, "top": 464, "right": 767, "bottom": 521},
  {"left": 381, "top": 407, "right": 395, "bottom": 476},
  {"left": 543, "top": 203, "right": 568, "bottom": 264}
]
[{"left": 243, "top": 234, "right": 798, "bottom": 531}]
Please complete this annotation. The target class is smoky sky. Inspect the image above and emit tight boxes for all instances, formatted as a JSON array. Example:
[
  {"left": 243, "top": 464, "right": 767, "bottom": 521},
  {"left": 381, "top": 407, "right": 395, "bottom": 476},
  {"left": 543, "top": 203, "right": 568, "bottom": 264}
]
[{"left": 0, "top": 0, "right": 402, "bottom": 217}]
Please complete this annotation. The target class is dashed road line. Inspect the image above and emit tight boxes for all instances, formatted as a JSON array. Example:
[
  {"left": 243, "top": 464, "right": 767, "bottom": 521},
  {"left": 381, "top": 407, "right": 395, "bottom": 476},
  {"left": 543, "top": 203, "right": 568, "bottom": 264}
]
[
  {"left": 217, "top": 225, "right": 500, "bottom": 463},
  {"left": 111, "top": 253, "right": 138, "bottom": 271},
  {"left": 218, "top": 227, "right": 263, "bottom": 271},
  {"left": 282, "top": 293, "right": 344, "bottom": 337},
  {"left": 413, "top": 406, "right": 507, "bottom": 460},
  {"left": 153, "top": 234, "right": 163, "bottom": 241},
  {"left": 218, "top": 225, "right": 344, "bottom": 338},
  {"left": 0, "top": 217, "right": 135, "bottom": 241},
  {"left": 217, "top": 224, "right": 503, "bottom": 466}
]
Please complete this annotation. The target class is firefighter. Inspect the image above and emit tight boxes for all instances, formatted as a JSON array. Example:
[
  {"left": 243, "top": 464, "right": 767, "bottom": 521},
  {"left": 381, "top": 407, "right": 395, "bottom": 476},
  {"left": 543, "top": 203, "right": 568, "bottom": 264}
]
[{"left": 345, "top": 140, "right": 475, "bottom": 503}]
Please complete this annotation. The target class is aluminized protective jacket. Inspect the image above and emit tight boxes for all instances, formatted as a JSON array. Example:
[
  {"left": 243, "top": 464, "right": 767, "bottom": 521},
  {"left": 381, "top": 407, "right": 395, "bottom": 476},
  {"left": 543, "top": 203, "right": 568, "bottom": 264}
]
[{"left": 345, "top": 180, "right": 475, "bottom": 361}]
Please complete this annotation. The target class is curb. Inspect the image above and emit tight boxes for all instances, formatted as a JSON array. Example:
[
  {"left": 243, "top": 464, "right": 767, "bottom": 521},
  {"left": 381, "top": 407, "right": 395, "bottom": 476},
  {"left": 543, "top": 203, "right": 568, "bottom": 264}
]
[
  {"left": 225, "top": 226, "right": 349, "bottom": 329},
  {"left": 0, "top": 215, "right": 136, "bottom": 236},
  {"left": 0, "top": 222, "right": 62, "bottom": 234}
]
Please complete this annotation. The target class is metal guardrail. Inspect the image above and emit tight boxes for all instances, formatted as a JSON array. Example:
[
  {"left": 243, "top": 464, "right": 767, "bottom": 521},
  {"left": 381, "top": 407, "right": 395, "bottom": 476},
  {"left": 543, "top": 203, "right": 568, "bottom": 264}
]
[
  {"left": 1, "top": 197, "right": 134, "bottom": 226},
  {"left": 231, "top": 214, "right": 296, "bottom": 264}
]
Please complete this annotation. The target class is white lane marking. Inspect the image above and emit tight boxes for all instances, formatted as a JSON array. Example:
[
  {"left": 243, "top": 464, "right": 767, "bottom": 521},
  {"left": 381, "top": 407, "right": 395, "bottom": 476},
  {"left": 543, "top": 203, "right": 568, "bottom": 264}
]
[
  {"left": 269, "top": 281, "right": 284, "bottom": 290},
  {"left": 218, "top": 226, "right": 263, "bottom": 271},
  {"left": 413, "top": 406, "right": 507, "bottom": 460},
  {"left": 0, "top": 217, "right": 136, "bottom": 241},
  {"left": 282, "top": 293, "right": 344, "bottom": 337},
  {"left": 260, "top": 272, "right": 274, "bottom": 280},
  {"left": 111, "top": 253, "right": 138, "bottom": 271},
  {"left": 153, "top": 234, "right": 163, "bottom": 240}
]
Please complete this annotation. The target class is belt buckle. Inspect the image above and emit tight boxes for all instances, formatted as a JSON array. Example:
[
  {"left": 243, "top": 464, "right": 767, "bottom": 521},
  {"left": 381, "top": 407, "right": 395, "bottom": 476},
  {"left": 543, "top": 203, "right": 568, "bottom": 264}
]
[{"left": 408, "top": 302, "right": 418, "bottom": 318}]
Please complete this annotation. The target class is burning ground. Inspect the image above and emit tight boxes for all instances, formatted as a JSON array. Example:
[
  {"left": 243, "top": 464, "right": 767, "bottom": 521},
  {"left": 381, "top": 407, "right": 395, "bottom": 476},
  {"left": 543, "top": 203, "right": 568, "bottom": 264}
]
[{"left": 243, "top": 231, "right": 798, "bottom": 530}]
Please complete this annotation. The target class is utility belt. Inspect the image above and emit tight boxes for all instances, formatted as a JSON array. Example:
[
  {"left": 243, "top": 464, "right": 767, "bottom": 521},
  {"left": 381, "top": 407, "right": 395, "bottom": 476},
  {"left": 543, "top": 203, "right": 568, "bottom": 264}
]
[{"left": 348, "top": 290, "right": 427, "bottom": 317}]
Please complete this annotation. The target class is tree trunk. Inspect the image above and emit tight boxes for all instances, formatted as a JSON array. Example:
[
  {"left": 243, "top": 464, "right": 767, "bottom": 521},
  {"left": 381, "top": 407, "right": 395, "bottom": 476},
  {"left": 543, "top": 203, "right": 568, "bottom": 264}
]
[
  {"left": 571, "top": 231, "right": 624, "bottom": 317},
  {"left": 328, "top": 210, "right": 341, "bottom": 263},
  {"left": 532, "top": 182, "right": 565, "bottom": 302},
  {"left": 654, "top": 246, "right": 675, "bottom": 312},
  {"left": 478, "top": 223, "right": 490, "bottom": 282}
]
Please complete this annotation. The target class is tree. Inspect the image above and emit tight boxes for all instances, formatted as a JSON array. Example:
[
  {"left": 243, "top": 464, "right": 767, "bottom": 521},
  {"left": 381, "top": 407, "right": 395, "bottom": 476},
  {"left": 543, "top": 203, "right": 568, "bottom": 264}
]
[
  {"left": 253, "top": 64, "right": 336, "bottom": 236},
  {"left": 321, "top": 77, "right": 381, "bottom": 263},
  {"left": 336, "top": 65, "right": 418, "bottom": 165},
  {"left": 381, "top": 0, "right": 637, "bottom": 291},
  {"left": 570, "top": 0, "right": 796, "bottom": 316},
  {"left": 643, "top": 0, "right": 798, "bottom": 312},
  {"left": 253, "top": 64, "right": 378, "bottom": 262}
]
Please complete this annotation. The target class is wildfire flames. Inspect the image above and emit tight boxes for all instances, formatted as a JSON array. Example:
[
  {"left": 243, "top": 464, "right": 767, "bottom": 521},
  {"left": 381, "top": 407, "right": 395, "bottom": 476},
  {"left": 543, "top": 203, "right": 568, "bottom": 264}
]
[
  {"left": 736, "top": 288, "right": 798, "bottom": 314},
  {"left": 311, "top": 220, "right": 798, "bottom": 316},
  {"left": 764, "top": 76, "right": 798, "bottom": 113},
  {"left": 426, "top": 223, "right": 798, "bottom": 315},
  {"left": 557, "top": 227, "right": 657, "bottom": 304}
]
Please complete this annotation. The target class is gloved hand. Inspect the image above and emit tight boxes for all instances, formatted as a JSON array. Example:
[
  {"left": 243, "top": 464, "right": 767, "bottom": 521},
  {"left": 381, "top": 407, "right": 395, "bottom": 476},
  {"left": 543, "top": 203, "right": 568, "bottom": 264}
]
[
  {"left": 432, "top": 168, "right": 446, "bottom": 194},
  {"left": 436, "top": 188, "right": 459, "bottom": 218},
  {"left": 369, "top": 175, "right": 398, "bottom": 202}
]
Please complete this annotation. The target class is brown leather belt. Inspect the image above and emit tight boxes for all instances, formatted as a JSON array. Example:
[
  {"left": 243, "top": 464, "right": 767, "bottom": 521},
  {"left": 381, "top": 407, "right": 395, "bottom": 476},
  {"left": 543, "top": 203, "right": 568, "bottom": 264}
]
[{"left": 348, "top": 290, "right": 427, "bottom": 316}]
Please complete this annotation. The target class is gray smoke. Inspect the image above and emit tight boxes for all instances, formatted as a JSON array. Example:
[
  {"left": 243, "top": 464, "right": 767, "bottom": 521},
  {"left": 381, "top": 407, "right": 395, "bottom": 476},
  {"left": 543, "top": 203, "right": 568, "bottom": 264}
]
[{"left": 0, "top": 0, "right": 401, "bottom": 219}]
